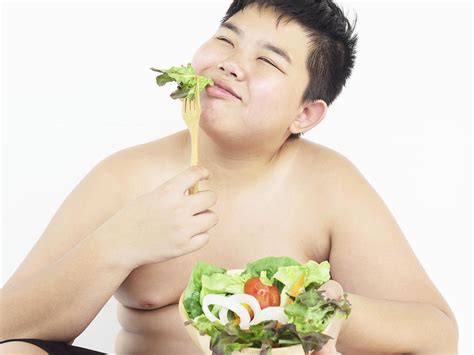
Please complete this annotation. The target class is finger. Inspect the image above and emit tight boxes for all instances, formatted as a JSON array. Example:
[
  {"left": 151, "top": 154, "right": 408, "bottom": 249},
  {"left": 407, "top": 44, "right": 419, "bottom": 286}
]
[
  {"left": 189, "top": 210, "right": 219, "bottom": 234},
  {"left": 166, "top": 166, "right": 211, "bottom": 194},
  {"left": 187, "top": 232, "right": 210, "bottom": 252},
  {"left": 186, "top": 190, "right": 218, "bottom": 215},
  {"left": 323, "top": 317, "right": 342, "bottom": 339},
  {"left": 317, "top": 280, "right": 343, "bottom": 301},
  {"left": 316, "top": 317, "right": 343, "bottom": 355}
]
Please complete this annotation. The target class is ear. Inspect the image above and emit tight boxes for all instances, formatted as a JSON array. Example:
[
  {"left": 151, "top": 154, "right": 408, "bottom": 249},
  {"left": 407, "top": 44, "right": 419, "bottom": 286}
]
[{"left": 289, "top": 100, "right": 328, "bottom": 135}]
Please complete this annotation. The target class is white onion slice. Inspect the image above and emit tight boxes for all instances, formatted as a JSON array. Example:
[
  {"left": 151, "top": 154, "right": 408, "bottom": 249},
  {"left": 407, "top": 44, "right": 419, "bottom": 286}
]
[
  {"left": 203, "top": 294, "right": 251, "bottom": 329},
  {"left": 226, "top": 269, "right": 245, "bottom": 276},
  {"left": 229, "top": 294, "right": 262, "bottom": 317},
  {"left": 249, "top": 306, "right": 288, "bottom": 326},
  {"left": 218, "top": 294, "right": 262, "bottom": 325},
  {"left": 218, "top": 306, "right": 229, "bottom": 324}
]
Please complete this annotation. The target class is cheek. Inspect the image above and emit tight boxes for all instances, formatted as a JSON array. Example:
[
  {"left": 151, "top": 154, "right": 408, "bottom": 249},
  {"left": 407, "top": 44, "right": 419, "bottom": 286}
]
[
  {"left": 245, "top": 78, "right": 284, "bottom": 116},
  {"left": 244, "top": 78, "right": 300, "bottom": 130},
  {"left": 191, "top": 41, "right": 223, "bottom": 75},
  {"left": 248, "top": 76, "right": 280, "bottom": 109}
]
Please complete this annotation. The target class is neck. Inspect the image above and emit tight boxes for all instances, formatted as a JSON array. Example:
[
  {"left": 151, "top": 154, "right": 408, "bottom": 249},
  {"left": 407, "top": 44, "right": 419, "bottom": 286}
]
[{"left": 183, "top": 128, "right": 287, "bottom": 187}]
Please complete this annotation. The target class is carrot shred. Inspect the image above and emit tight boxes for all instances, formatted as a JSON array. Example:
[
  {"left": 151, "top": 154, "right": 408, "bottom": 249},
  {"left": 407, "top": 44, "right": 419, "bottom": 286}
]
[{"left": 286, "top": 272, "right": 305, "bottom": 305}]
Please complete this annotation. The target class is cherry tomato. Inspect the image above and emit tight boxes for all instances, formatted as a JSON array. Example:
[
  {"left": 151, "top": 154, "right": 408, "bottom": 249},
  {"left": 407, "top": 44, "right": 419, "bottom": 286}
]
[{"left": 244, "top": 277, "right": 280, "bottom": 309}]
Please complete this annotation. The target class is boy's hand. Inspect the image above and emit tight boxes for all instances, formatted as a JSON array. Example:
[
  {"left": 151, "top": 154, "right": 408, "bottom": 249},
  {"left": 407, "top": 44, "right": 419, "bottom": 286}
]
[
  {"left": 97, "top": 165, "right": 218, "bottom": 269},
  {"left": 316, "top": 280, "right": 345, "bottom": 354}
]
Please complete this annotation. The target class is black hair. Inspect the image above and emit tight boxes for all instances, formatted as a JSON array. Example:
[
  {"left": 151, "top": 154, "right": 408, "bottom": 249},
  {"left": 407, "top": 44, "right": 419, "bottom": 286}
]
[{"left": 220, "top": 0, "right": 358, "bottom": 139}]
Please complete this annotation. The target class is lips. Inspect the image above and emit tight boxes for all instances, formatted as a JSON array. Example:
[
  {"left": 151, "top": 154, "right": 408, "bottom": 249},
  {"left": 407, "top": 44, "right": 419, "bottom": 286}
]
[{"left": 211, "top": 79, "right": 241, "bottom": 100}]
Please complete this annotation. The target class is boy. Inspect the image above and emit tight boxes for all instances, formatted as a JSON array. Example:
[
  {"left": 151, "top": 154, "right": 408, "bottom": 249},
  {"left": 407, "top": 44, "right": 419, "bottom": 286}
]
[{"left": 1, "top": 1, "right": 458, "bottom": 354}]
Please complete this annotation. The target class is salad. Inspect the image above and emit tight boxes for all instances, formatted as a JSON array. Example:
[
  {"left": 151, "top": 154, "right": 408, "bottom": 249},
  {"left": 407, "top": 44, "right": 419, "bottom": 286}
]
[
  {"left": 181, "top": 256, "right": 351, "bottom": 355},
  {"left": 150, "top": 63, "right": 214, "bottom": 100}
]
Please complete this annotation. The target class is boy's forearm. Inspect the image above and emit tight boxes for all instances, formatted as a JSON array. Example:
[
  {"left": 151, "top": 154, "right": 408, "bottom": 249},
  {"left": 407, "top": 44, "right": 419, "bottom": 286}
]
[
  {"left": 1, "top": 230, "right": 132, "bottom": 343},
  {"left": 337, "top": 293, "right": 458, "bottom": 354}
]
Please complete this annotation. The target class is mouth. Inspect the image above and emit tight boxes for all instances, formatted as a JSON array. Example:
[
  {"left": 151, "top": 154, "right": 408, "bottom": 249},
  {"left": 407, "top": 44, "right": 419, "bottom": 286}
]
[{"left": 208, "top": 80, "right": 241, "bottom": 100}]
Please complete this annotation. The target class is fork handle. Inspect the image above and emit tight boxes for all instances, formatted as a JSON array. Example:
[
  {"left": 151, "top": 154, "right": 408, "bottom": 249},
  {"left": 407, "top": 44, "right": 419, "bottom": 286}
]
[
  {"left": 190, "top": 125, "right": 199, "bottom": 166},
  {"left": 189, "top": 125, "right": 199, "bottom": 194}
]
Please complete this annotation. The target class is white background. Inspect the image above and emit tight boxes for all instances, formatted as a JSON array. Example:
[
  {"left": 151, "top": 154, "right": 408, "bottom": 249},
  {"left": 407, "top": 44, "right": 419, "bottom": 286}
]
[{"left": 1, "top": 0, "right": 472, "bottom": 353}]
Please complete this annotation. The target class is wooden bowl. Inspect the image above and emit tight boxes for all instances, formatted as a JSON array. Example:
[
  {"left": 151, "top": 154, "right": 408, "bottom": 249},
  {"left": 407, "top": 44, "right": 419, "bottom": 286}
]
[{"left": 178, "top": 270, "right": 305, "bottom": 354}]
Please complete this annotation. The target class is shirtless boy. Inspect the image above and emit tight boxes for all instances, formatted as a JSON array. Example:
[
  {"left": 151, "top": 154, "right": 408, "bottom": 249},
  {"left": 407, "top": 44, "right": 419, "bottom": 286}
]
[{"left": 1, "top": 1, "right": 458, "bottom": 354}]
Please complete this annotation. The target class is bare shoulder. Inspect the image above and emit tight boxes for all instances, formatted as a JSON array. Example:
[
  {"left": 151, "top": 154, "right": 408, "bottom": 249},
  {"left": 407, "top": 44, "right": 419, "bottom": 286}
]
[
  {"left": 299, "top": 138, "right": 457, "bottom": 333},
  {"left": 293, "top": 138, "right": 359, "bottom": 192},
  {"left": 290, "top": 137, "right": 347, "bottom": 167},
  {"left": 303, "top": 139, "right": 457, "bottom": 330},
  {"left": 103, "top": 130, "right": 187, "bottom": 198},
  {"left": 103, "top": 131, "right": 181, "bottom": 174},
  {"left": 2, "top": 131, "right": 185, "bottom": 291},
  {"left": 287, "top": 139, "right": 357, "bottom": 260}
]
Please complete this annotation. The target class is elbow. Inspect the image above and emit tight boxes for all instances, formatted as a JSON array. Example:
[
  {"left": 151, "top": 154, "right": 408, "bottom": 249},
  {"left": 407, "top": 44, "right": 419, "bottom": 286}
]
[
  {"left": 0, "top": 309, "right": 77, "bottom": 344},
  {"left": 431, "top": 302, "right": 459, "bottom": 353},
  {"left": 426, "top": 307, "right": 459, "bottom": 354},
  {"left": 440, "top": 306, "right": 459, "bottom": 352},
  {"left": 1, "top": 330, "right": 76, "bottom": 346},
  {"left": 0, "top": 311, "right": 19, "bottom": 342},
  {"left": 412, "top": 306, "right": 459, "bottom": 355},
  {"left": 447, "top": 316, "right": 459, "bottom": 352},
  {"left": 1, "top": 322, "right": 37, "bottom": 343}
]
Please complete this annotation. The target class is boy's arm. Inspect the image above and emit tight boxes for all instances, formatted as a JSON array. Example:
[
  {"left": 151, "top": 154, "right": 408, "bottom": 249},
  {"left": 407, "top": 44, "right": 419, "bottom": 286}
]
[
  {"left": 1, "top": 146, "right": 146, "bottom": 343},
  {"left": 1, "top": 228, "right": 132, "bottom": 343},
  {"left": 321, "top": 153, "right": 458, "bottom": 354}
]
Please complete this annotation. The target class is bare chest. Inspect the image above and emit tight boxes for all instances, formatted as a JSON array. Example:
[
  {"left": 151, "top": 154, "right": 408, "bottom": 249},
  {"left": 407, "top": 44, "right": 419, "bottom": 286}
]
[{"left": 114, "top": 173, "right": 330, "bottom": 311}]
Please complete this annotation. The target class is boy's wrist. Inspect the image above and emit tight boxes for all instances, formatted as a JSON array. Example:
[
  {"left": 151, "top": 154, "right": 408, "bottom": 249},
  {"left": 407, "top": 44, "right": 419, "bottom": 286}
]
[{"left": 86, "top": 225, "right": 136, "bottom": 274}]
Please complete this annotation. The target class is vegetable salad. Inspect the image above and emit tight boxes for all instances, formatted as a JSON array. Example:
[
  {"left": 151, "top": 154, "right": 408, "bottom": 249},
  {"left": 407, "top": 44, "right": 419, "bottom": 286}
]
[{"left": 182, "top": 256, "right": 351, "bottom": 355}]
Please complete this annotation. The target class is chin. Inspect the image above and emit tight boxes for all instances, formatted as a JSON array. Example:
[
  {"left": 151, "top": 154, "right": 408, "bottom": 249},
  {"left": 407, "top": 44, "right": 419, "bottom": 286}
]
[
  {"left": 199, "top": 104, "right": 236, "bottom": 126},
  {"left": 199, "top": 115, "right": 246, "bottom": 146},
  {"left": 199, "top": 113, "right": 227, "bottom": 138}
]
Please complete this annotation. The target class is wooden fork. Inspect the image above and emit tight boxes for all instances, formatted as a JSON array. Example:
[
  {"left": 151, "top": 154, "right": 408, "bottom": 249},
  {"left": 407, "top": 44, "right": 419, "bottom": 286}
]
[{"left": 181, "top": 75, "right": 201, "bottom": 195}]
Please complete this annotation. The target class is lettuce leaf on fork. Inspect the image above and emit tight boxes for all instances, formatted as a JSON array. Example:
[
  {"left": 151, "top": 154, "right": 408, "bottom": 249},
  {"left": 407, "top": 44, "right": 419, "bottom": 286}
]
[{"left": 150, "top": 63, "right": 214, "bottom": 100}]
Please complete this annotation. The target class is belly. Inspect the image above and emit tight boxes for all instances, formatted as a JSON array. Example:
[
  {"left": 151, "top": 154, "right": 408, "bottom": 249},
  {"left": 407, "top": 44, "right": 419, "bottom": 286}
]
[{"left": 115, "top": 303, "right": 202, "bottom": 355}]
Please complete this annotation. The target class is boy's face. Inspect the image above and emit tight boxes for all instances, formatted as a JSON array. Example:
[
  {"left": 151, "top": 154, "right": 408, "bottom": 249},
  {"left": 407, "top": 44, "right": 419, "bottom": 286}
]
[{"left": 191, "top": 4, "right": 312, "bottom": 146}]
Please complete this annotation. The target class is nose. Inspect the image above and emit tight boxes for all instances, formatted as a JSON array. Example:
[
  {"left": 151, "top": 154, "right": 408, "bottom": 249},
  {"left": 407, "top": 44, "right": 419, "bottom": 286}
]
[{"left": 217, "top": 59, "right": 245, "bottom": 81}]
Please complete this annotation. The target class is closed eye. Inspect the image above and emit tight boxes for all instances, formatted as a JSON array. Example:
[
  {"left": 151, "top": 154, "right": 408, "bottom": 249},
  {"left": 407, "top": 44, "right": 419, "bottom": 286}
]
[
  {"left": 216, "top": 36, "right": 234, "bottom": 46},
  {"left": 215, "top": 36, "right": 283, "bottom": 72},
  {"left": 258, "top": 57, "right": 279, "bottom": 70}
]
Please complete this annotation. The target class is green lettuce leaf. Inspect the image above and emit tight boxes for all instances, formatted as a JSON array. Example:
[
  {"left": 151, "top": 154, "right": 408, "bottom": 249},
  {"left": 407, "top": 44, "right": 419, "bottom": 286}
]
[
  {"left": 200, "top": 273, "right": 246, "bottom": 305},
  {"left": 259, "top": 270, "right": 273, "bottom": 286},
  {"left": 284, "top": 284, "right": 352, "bottom": 334},
  {"left": 186, "top": 319, "right": 330, "bottom": 355},
  {"left": 183, "top": 257, "right": 351, "bottom": 355},
  {"left": 188, "top": 314, "right": 224, "bottom": 337},
  {"left": 242, "top": 256, "right": 301, "bottom": 280},
  {"left": 274, "top": 260, "right": 330, "bottom": 289},
  {"left": 150, "top": 63, "right": 214, "bottom": 100},
  {"left": 274, "top": 260, "right": 331, "bottom": 305},
  {"left": 183, "top": 261, "right": 226, "bottom": 319}
]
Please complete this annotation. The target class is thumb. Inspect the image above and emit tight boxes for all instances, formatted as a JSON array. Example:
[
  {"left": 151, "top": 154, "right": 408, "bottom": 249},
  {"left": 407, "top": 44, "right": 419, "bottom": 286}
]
[
  {"left": 317, "top": 280, "right": 343, "bottom": 301},
  {"left": 317, "top": 317, "right": 342, "bottom": 354},
  {"left": 314, "top": 280, "right": 344, "bottom": 355}
]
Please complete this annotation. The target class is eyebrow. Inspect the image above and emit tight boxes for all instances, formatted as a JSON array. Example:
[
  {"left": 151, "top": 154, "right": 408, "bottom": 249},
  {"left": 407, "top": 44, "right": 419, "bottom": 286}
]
[{"left": 220, "top": 22, "right": 292, "bottom": 65}]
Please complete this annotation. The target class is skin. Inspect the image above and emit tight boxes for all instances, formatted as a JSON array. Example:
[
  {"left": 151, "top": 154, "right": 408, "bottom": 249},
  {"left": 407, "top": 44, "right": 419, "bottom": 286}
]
[
  {"left": 114, "top": 132, "right": 338, "bottom": 354},
  {"left": 115, "top": 5, "right": 336, "bottom": 352},
  {"left": 189, "top": 3, "right": 327, "bottom": 189},
  {"left": 1, "top": 3, "right": 457, "bottom": 355},
  {"left": 115, "top": 4, "right": 457, "bottom": 355}
]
